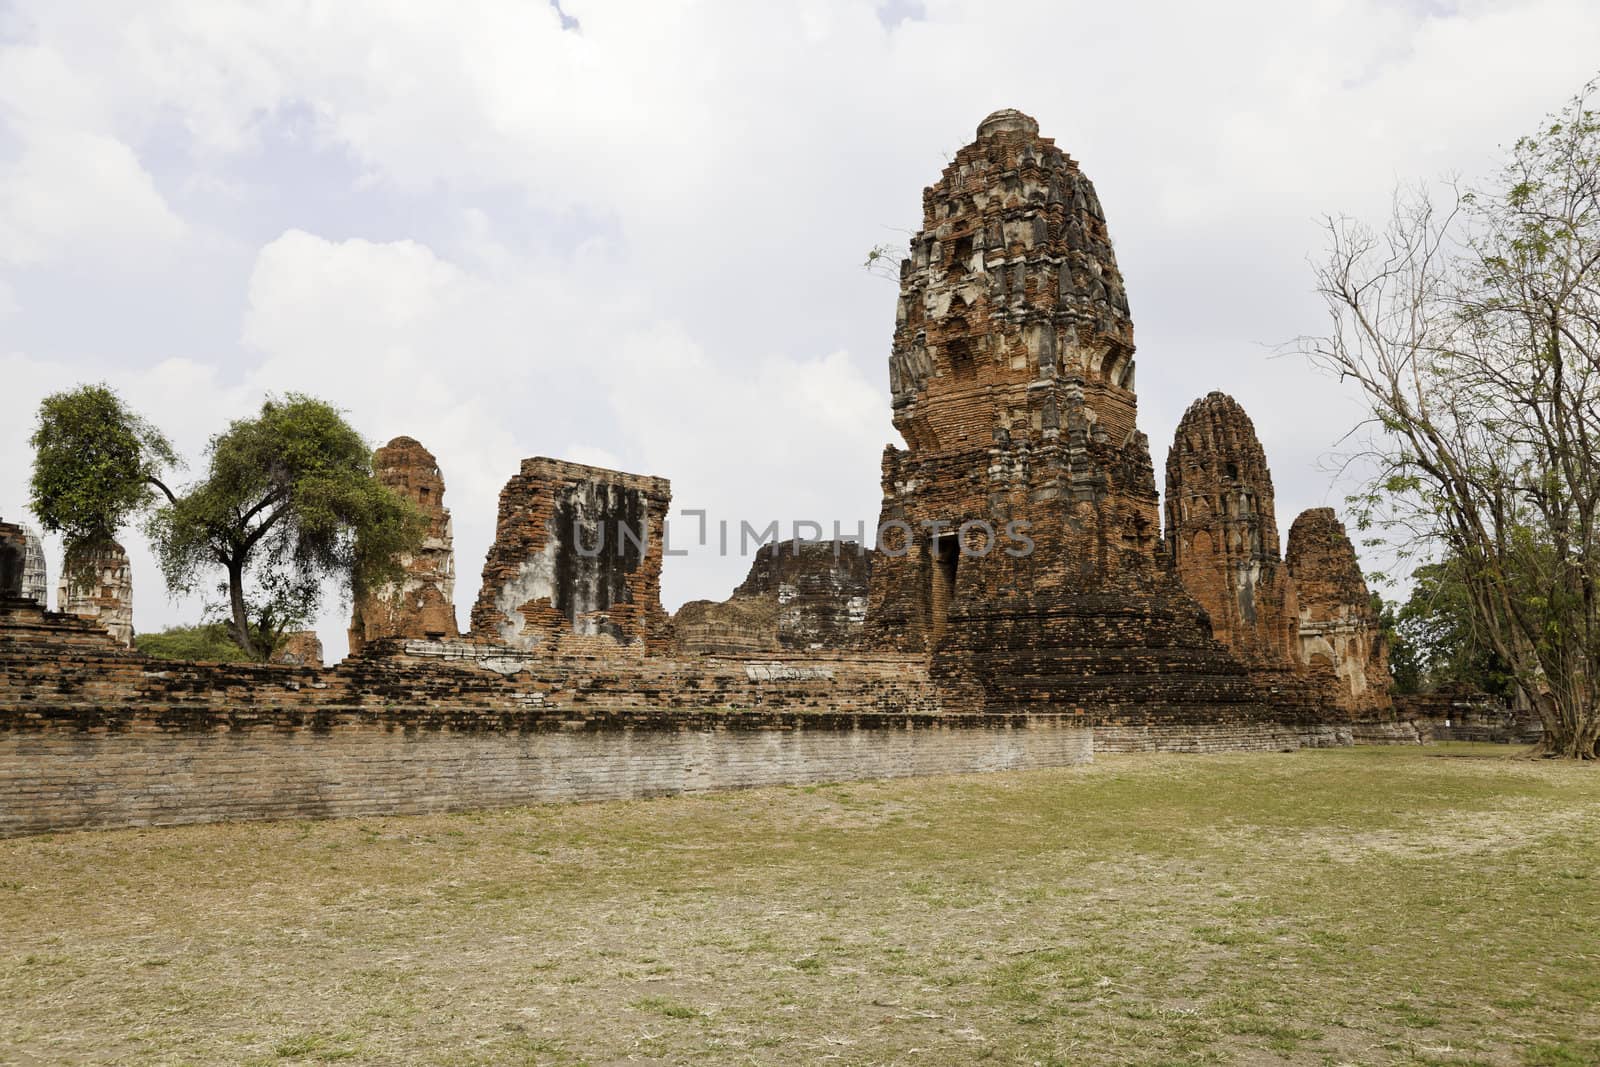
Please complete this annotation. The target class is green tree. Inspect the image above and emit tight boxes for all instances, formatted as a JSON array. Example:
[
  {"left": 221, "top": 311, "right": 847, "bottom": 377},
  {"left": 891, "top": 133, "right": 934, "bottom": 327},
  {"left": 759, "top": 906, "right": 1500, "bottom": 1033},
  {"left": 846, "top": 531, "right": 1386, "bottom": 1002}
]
[
  {"left": 1376, "top": 595, "right": 1423, "bottom": 695},
  {"left": 29, "top": 384, "right": 177, "bottom": 547},
  {"left": 147, "top": 394, "right": 423, "bottom": 659},
  {"left": 1300, "top": 78, "right": 1600, "bottom": 757},
  {"left": 1394, "top": 559, "right": 1516, "bottom": 699}
]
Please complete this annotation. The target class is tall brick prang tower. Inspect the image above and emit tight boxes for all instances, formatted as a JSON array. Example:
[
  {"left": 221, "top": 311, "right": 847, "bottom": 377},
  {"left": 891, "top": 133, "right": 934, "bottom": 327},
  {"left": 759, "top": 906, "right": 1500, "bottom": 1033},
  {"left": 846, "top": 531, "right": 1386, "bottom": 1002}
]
[
  {"left": 866, "top": 109, "right": 1268, "bottom": 721},
  {"left": 1165, "top": 393, "right": 1301, "bottom": 671}
]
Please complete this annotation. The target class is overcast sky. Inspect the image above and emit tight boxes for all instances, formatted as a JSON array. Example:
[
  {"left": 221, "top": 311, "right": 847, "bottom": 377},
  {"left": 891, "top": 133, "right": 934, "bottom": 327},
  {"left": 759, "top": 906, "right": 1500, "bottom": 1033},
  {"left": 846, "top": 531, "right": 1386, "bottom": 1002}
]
[{"left": 4, "top": 0, "right": 1598, "bottom": 659}]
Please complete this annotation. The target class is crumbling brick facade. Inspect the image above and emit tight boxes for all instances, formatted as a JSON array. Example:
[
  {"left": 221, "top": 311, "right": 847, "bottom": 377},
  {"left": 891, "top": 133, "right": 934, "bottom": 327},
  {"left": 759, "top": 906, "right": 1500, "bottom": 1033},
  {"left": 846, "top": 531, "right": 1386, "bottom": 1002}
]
[
  {"left": 349, "top": 436, "right": 460, "bottom": 654},
  {"left": 675, "top": 540, "right": 871, "bottom": 655},
  {"left": 864, "top": 109, "right": 1274, "bottom": 723},
  {"left": 57, "top": 537, "right": 133, "bottom": 648},
  {"left": 470, "top": 458, "right": 671, "bottom": 651},
  {"left": 1286, "top": 508, "right": 1393, "bottom": 716}
]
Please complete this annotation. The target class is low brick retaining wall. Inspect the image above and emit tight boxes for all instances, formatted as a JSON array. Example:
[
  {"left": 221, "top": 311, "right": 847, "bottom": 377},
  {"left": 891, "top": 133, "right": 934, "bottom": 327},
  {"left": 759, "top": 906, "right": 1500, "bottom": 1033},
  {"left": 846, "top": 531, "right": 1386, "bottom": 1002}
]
[{"left": 0, "top": 708, "right": 1093, "bottom": 837}]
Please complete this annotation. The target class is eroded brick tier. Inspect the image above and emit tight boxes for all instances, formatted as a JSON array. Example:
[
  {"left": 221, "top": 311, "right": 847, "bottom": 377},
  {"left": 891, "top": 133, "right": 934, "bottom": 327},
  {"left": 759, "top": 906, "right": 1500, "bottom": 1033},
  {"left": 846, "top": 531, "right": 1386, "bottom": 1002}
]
[
  {"left": 1286, "top": 508, "right": 1393, "bottom": 717},
  {"left": 470, "top": 458, "right": 672, "bottom": 652},
  {"left": 349, "top": 436, "right": 461, "bottom": 653},
  {"left": 675, "top": 540, "right": 871, "bottom": 655},
  {"left": 865, "top": 109, "right": 1273, "bottom": 722}
]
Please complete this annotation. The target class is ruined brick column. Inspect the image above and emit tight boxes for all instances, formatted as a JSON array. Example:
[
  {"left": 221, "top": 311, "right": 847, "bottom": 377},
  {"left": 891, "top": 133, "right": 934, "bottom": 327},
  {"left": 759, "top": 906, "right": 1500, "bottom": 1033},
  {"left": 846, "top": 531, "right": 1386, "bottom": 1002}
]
[
  {"left": 1286, "top": 508, "right": 1393, "bottom": 717},
  {"left": 1165, "top": 393, "right": 1301, "bottom": 669},
  {"left": 866, "top": 110, "right": 1269, "bottom": 722},
  {"left": 470, "top": 458, "right": 671, "bottom": 652},
  {"left": 57, "top": 538, "right": 133, "bottom": 648},
  {"left": 349, "top": 436, "right": 459, "bottom": 654}
]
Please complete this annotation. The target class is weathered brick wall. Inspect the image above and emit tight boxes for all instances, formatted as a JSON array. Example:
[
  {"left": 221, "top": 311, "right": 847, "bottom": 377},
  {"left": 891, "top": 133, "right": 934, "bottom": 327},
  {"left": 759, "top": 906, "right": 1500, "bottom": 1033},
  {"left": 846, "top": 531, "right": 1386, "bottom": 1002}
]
[
  {"left": 1396, "top": 688, "right": 1541, "bottom": 744},
  {"left": 0, "top": 714, "right": 1092, "bottom": 836},
  {"left": 1, "top": 562, "right": 1385, "bottom": 839},
  {"left": 470, "top": 458, "right": 672, "bottom": 652},
  {"left": 1, "top": 600, "right": 1094, "bottom": 836}
]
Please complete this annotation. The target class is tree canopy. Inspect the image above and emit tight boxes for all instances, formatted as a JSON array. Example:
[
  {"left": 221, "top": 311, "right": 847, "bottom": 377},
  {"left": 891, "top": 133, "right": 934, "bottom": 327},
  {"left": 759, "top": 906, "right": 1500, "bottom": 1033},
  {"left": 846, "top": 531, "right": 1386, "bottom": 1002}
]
[
  {"left": 147, "top": 394, "right": 424, "bottom": 659},
  {"left": 29, "top": 384, "right": 176, "bottom": 546},
  {"left": 1301, "top": 78, "right": 1600, "bottom": 757}
]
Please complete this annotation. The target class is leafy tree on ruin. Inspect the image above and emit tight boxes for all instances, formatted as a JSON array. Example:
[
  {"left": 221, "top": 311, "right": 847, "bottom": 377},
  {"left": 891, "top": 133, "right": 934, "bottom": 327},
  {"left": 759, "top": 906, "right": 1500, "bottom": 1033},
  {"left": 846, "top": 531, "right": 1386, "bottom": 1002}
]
[
  {"left": 29, "top": 384, "right": 178, "bottom": 584},
  {"left": 1300, "top": 78, "right": 1600, "bottom": 757},
  {"left": 146, "top": 394, "right": 424, "bottom": 660}
]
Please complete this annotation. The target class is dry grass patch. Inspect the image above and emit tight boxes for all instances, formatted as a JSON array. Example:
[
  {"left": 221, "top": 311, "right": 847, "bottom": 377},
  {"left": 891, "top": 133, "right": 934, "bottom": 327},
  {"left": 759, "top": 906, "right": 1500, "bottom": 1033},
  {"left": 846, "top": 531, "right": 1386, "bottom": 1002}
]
[{"left": 1, "top": 744, "right": 1597, "bottom": 1065}]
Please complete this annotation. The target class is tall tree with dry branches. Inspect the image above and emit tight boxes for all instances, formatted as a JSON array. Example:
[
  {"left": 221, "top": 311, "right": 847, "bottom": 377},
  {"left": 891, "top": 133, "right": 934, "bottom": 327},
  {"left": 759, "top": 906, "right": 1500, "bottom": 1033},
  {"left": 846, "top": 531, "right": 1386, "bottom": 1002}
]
[{"left": 1300, "top": 79, "right": 1600, "bottom": 758}]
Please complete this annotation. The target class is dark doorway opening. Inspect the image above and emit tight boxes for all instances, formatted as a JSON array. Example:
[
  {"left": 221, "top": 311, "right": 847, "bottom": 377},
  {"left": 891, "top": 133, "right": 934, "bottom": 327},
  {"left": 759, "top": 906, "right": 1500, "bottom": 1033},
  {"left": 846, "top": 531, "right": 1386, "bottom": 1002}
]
[{"left": 929, "top": 533, "right": 960, "bottom": 644}]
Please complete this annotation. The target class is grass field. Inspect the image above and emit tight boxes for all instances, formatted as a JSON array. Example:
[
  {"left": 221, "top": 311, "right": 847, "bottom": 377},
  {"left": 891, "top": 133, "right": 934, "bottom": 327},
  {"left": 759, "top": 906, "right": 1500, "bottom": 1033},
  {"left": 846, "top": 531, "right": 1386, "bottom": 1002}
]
[{"left": 2, "top": 744, "right": 1597, "bottom": 1066}]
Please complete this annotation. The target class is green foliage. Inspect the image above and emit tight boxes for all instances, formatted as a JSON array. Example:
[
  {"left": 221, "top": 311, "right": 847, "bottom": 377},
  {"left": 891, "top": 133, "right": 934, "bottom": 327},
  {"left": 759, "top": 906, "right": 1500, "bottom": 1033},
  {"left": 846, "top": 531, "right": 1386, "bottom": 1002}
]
[
  {"left": 135, "top": 623, "right": 252, "bottom": 663},
  {"left": 1376, "top": 595, "right": 1422, "bottom": 695},
  {"left": 147, "top": 393, "right": 423, "bottom": 659},
  {"left": 1393, "top": 560, "right": 1516, "bottom": 698},
  {"left": 1303, "top": 75, "right": 1600, "bottom": 757},
  {"left": 29, "top": 384, "right": 176, "bottom": 544}
]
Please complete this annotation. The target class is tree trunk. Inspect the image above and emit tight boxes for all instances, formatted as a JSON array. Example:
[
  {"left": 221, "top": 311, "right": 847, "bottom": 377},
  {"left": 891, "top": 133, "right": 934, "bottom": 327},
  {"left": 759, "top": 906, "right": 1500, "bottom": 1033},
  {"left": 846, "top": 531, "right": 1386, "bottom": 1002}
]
[{"left": 227, "top": 558, "right": 256, "bottom": 659}]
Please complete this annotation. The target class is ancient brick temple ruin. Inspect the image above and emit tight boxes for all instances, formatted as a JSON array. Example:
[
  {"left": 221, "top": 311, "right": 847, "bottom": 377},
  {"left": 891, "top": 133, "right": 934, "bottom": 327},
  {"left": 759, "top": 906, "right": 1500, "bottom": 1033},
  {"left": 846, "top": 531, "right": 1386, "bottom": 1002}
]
[
  {"left": 57, "top": 537, "right": 133, "bottom": 649},
  {"left": 863, "top": 109, "right": 1276, "bottom": 728},
  {"left": 674, "top": 539, "right": 870, "bottom": 655},
  {"left": 348, "top": 436, "right": 460, "bottom": 653},
  {"left": 1165, "top": 393, "right": 1299, "bottom": 670},
  {"left": 1165, "top": 393, "right": 1392, "bottom": 716},
  {"left": 470, "top": 458, "right": 672, "bottom": 652},
  {"left": 1, "top": 108, "right": 1419, "bottom": 837},
  {"left": 1287, "top": 508, "right": 1392, "bottom": 716}
]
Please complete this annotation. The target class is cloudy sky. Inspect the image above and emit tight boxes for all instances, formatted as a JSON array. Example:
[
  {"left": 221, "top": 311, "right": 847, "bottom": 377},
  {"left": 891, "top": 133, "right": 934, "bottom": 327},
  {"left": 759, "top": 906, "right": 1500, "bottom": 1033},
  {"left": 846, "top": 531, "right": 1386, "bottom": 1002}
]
[{"left": 3, "top": 0, "right": 1597, "bottom": 658}]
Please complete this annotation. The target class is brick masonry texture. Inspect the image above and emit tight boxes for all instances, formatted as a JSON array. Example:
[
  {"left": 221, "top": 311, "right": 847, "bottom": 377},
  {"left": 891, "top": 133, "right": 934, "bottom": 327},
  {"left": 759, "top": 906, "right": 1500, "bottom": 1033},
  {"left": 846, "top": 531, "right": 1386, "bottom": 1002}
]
[
  {"left": 674, "top": 539, "right": 871, "bottom": 655},
  {"left": 349, "top": 436, "right": 460, "bottom": 653},
  {"left": 0, "top": 597, "right": 1091, "bottom": 836},
  {"left": 862, "top": 110, "right": 1297, "bottom": 728},
  {"left": 1286, "top": 508, "right": 1393, "bottom": 717},
  {"left": 470, "top": 458, "right": 672, "bottom": 652},
  {"left": 1163, "top": 392, "right": 1375, "bottom": 718},
  {"left": 0, "top": 522, "right": 25, "bottom": 600}
]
